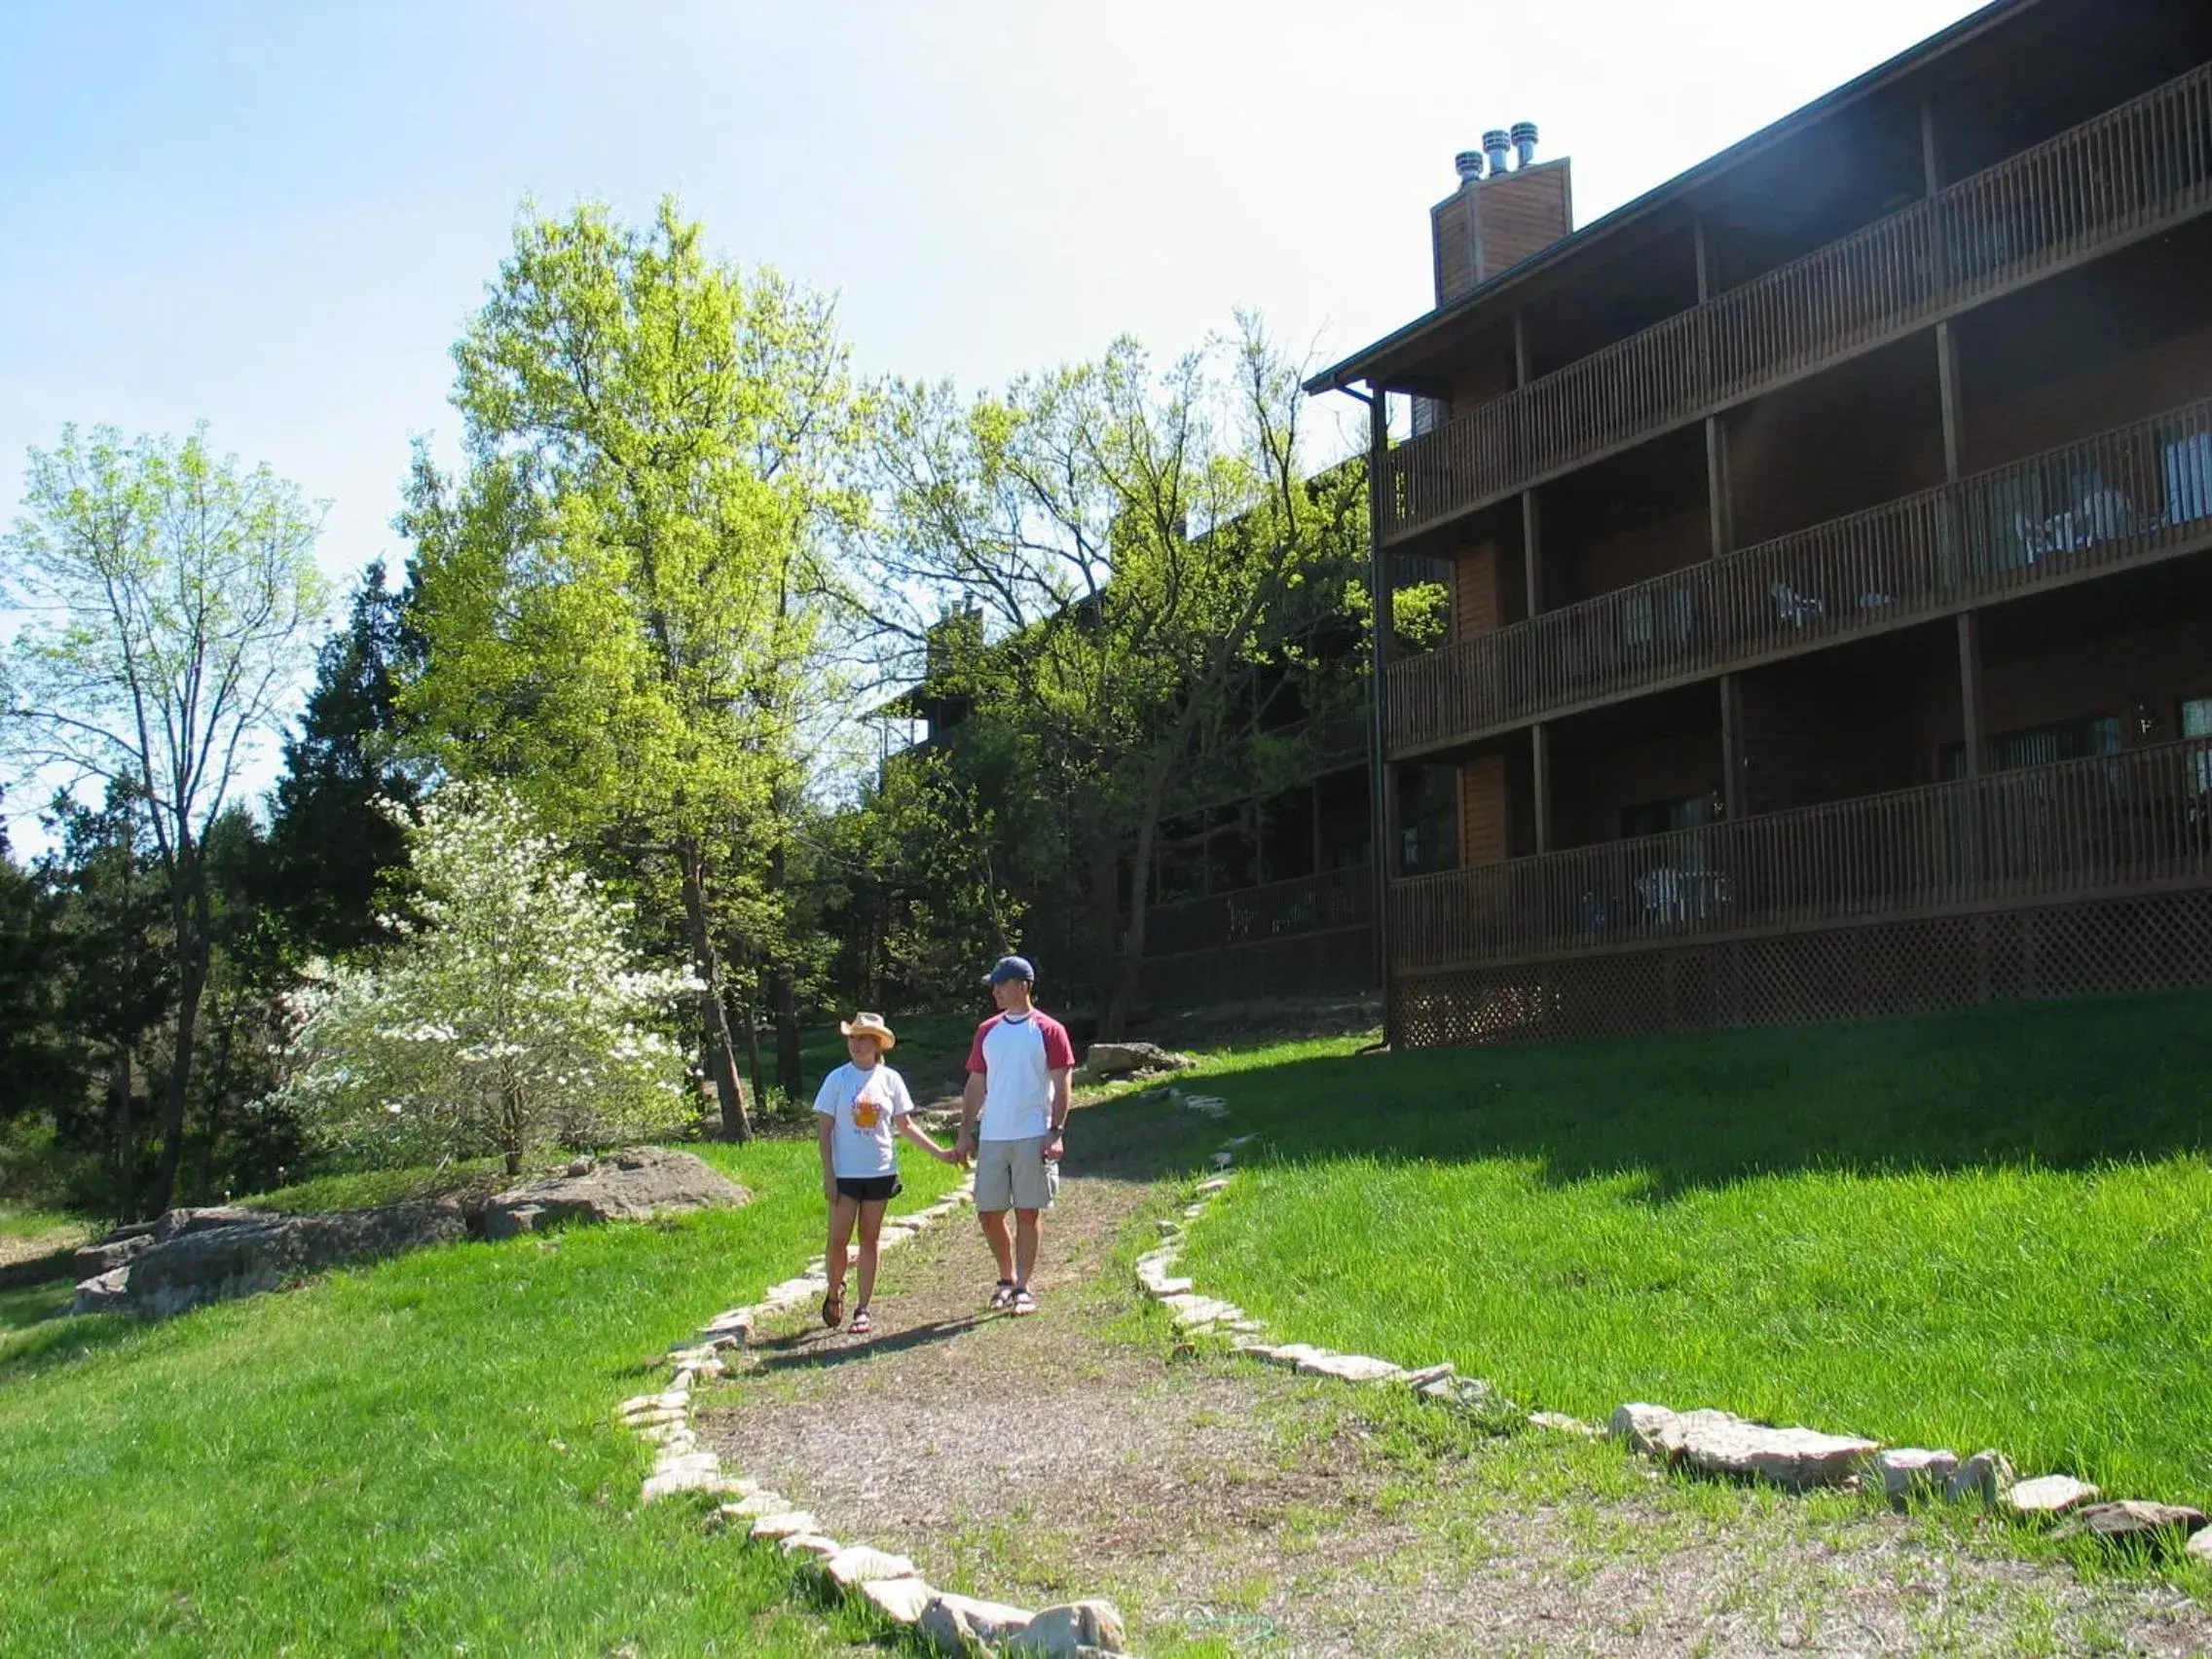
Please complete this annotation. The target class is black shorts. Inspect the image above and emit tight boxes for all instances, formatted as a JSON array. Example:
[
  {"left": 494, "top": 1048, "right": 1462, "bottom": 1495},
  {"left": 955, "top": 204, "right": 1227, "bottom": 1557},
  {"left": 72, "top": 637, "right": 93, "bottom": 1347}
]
[{"left": 834, "top": 1174, "right": 903, "bottom": 1203}]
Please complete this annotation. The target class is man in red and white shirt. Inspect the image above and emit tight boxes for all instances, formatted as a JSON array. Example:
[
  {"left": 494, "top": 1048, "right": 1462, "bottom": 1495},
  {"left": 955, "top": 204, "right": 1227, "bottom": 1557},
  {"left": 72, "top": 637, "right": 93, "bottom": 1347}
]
[{"left": 955, "top": 954, "right": 1074, "bottom": 1316}]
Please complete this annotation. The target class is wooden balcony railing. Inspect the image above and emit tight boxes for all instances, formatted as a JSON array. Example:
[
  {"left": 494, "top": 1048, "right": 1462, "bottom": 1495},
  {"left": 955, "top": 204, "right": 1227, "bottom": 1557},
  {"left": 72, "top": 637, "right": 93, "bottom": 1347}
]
[
  {"left": 1378, "top": 61, "right": 2212, "bottom": 544},
  {"left": 1145, "top": 863, "right": 1373, "bottom": 958},
  {"left": 1391, "top": 737, "right": 2212, "bottom": 971},
  {"left": 1390, "top": 398, "right": 2212, "bottom": 754}
]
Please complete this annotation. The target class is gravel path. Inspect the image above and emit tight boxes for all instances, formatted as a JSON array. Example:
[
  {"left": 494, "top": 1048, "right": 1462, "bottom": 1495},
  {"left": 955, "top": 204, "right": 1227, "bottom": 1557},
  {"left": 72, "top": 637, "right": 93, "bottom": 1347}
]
[{"left": 697, "top": 1096, "right": 2212, "bottom": 1657}]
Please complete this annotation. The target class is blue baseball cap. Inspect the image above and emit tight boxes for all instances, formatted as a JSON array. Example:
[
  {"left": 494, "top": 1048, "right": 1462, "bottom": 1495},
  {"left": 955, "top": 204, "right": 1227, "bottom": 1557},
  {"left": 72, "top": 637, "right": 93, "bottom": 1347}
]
[{"left": 983, "top": 954, "right": 1036, "bottom": 986}]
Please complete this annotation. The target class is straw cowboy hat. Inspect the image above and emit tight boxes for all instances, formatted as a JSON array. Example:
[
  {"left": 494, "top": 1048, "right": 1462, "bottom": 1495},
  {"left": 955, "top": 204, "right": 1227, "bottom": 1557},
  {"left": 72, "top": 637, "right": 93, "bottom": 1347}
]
[{"left": 838, "top": 1012, "right": 897, "bottom": 1051}]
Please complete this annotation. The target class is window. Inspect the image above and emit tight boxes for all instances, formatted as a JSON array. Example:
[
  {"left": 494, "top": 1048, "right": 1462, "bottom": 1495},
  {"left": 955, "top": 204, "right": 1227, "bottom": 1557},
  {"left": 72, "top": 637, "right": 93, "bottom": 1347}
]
[
  {"left": 1621, "top": 794, "right": 1714, "bottom": 840},
  {"left": 1941, "top": 714, "right": 2121, "bottom": 781},
  {"left": 2184, "top": 697, "right": 2212, "bottom": 793}
]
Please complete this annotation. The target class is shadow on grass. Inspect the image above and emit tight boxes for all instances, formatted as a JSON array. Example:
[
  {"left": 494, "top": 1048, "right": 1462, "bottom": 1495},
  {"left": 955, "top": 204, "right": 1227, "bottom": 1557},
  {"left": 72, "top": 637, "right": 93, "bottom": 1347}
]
[
  {"left": 1117, "top": 987, "right": 2212, "bottom": 1198},
  {"left": 0, "top": 1300, "right": 137, "bottom": 1383}
]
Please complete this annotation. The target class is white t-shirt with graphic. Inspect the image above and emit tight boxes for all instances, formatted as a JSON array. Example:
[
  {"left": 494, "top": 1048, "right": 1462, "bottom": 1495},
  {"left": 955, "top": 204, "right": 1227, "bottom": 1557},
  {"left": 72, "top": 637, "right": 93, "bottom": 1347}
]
[{"left": 813, "top": 1060, "right": 916, "bottom": 1178}]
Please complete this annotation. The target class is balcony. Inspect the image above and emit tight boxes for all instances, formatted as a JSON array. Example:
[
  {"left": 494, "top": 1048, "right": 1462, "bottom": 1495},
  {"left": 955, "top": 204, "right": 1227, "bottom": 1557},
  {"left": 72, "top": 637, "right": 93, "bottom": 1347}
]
[
  {"left": 1390, "top": 736, "right": 2212, "bottom": 973},
  {"left": 1390, "top": 399, "right": 2212, "bottom": 756},
  {"left": 1144, "top": 863, "right": 1373, "bottom": 959},
  {"left": 1378, "top": 61, "right": 2212, "bottom": 545}
]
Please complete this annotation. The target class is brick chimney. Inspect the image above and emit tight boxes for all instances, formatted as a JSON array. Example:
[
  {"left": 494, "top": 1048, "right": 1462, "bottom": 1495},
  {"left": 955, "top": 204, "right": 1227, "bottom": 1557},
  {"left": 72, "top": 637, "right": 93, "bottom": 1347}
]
[{"left": 1431, "top": 122, "right": 1573, "bottom": 307}]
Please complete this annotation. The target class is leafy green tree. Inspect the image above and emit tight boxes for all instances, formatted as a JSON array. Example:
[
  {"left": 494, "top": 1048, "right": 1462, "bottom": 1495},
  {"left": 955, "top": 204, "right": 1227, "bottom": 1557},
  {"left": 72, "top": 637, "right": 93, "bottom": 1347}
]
[
  {"left": 273, "top": 786, "right": 697, "bottom": 1176},
  {"left": 264, "top": 559, "right": 423, "bottom": 957},
  {"left": 1, "top": 425, "right": 328, "bottom": 1212},
  {"left": 401, "top": 200, "right": 853, "bottom": 1139},
  {"left": 857, "top": 317, "right": 1364, "bottom": 1033}
]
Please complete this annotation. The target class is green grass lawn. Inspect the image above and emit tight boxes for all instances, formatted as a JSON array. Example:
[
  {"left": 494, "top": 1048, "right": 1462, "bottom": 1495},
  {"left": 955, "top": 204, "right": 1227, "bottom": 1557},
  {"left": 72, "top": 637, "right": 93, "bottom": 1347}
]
[
  {"left": 0, "top": 1139, "right": 964, "bottom": 1657},
  {"left": 1174, "top": 989, "right": 2212, "bottom": 1508}
]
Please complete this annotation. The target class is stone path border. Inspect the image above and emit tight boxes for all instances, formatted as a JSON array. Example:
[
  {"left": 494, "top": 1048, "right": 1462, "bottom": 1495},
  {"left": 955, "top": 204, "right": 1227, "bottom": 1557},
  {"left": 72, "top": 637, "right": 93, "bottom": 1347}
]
[
  {"left": 613, "top": 1169, "right": 1142, "bottom": 1655},
  {"left": 1141, "top": 1088, "right": 2212, "bottom": 1568}
]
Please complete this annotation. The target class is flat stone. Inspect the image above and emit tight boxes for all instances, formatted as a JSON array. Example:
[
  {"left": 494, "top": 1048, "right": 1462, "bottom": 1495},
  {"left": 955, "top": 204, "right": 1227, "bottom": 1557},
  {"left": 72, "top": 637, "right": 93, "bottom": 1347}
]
[
  {"left": 1648, "top": 1408, "right": 1879, "bottom": 1489},
  {"left": 1875, "top": 1448, "right": 1960, "bottom": 1499},
  {"left": 641, "top": 1466, "right": 746, "bottom": 1503},
  {"left": 749, "top": 1511, "right": 821, "bottom": 1541},
  {"left": 1154, "top": 1219, "right": 1182, "bottom": 1236},
  {"left": 1009, "top": 1599, "right": 1128, "bottom": 1655},
  {"left": 918, "top": 1593, "right": 1035, "bottom": 1651},
  {"left": 718, "top": 1491, "right": 793, "bottom": 1518},
  {"left": 1168, "top": 1296, "right": 1241, "bottom": 1328},
  {"left": 1945, "top": 1448, "right": 2014, "bottom": 1505},
  {"left": 1195, "top": 1178, "right": 1230, "bottom": 1196},
  {"left": 1295, "top": 1351, "right": 1406, "bottom": 1384},
  {"left": 2187, "top": 1528, "right": 2212, "bottom": 1563},
  {"left": 639, "top": 1424, "right": 696, "bottom": 1452},
  {"left": 2008, "top": 1474, "right": 2100, "bottom": 1517},
  {"left": 819, "top": 1544, "right": 918, "bottom": 1591},
  {"left": 1144, "top": 1275, "right": 1194, "bottom": 1300},
  {"left": 1609, "top": 1402, "right": 1679, "bottom": 1454},
  {"left": 704, "top": 1308, "right": 755, "bottom": 1333},
  {"left": 1401, "top": 1362, "right": 1456, "bottom": 1388},
  {"left": 778, "top": 1533, "right": 840, "bottom": 1559},
  {"left": 1530, "top": 1411, "right": 1603, "bottom": 1437},
  {"left": 620, "top": 1390, "right": 687, "bottom": 1415},
  {"left": 860, "top": 1576, "right": 936, "bottom": 1625},
  {"left": 1247, "top": 1342, "right": 1329, "bottom": 1368},
  {"left": 2071, "top": 1500, "right": 2207, "bottom": 1548},
  {"left": 1181, "top": 1203, "right": 1207, "bottom": 1219},
  {"left": 1209, "top": 1152, "right": 1234, "bottom": 1169}
]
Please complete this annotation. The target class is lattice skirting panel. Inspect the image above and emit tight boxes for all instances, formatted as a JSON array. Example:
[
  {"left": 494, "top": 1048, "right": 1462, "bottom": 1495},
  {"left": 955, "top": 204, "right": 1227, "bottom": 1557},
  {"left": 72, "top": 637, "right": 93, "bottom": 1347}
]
[
  {"left": 1143, "top": 926, "right": 1377, "bottom": 1006},
  {"left": 1391, "top": 888, "right": 2212, "bottom": 1049}
]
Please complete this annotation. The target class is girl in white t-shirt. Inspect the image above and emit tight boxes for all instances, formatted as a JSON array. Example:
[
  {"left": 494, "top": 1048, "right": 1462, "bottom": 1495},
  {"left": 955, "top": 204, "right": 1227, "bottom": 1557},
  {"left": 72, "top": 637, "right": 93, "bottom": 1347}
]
[{"left": 813, "top": 1013, "right": 957, "bottom": 1336}]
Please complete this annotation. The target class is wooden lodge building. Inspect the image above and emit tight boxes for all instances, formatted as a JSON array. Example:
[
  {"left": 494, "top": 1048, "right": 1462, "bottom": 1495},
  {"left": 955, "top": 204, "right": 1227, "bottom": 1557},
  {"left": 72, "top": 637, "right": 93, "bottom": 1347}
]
[{"left": 1306, "top": 0, "right": 2212, "bottom": 1047}]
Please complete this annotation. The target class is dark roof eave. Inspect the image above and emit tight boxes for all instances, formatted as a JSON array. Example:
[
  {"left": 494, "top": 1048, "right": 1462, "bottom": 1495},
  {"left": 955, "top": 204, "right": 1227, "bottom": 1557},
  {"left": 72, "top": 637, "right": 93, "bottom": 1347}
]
[{"left": 1302, "top": 0, "right": 2028, "bottom": 399}]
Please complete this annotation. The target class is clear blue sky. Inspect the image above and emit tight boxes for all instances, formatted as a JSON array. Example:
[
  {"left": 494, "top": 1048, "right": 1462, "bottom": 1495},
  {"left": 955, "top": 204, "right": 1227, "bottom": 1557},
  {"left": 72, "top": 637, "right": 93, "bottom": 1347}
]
[{"left": 0, "top": 0, "right": 1981, "bottom": 834}]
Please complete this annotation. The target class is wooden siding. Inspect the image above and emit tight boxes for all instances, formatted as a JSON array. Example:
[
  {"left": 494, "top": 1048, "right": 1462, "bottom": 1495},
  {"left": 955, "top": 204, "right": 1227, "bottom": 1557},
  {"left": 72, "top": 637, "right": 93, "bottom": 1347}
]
[
  {"left": 1459, "top": 754, "right": 1511, "bottom": 866},
  {"left": 1390, "top": 397, "right": 2212, "bottom": 756},
  {"left": 1454, "top": 539, "right": 1503, "bottom": 641},
  {"left": 1553, "top": 724, "right": 1723, "bottom": 851},
  {"left": 1477, "top": 162, "right": 1573, "bottom": 277},
  {"left": 1377, "top": 62, "right": 2212, "bottom": 543},
  {"left": 1964, "top": 320, "right": 2212, "bottom": 472}
]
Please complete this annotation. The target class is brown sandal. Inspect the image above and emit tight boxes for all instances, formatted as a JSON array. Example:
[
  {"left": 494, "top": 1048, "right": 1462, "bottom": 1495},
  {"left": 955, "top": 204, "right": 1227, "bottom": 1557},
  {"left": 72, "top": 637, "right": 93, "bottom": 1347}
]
[{"left": 822, "top": 1287, "right": 844, "bottom": 1328}]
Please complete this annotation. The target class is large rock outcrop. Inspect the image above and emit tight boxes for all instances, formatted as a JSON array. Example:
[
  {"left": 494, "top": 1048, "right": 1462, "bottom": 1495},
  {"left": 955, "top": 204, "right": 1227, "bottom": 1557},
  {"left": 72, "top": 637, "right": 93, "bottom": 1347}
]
[
  {"left": 73, "top": 1200, "right": 469, "bottom": 1318},
  {"left": 481, "top": 1147, "right": 752, "bottom": 1239},
  {"left": 1079, "top": 1041, "right": 1196, "bottom": 1079}
]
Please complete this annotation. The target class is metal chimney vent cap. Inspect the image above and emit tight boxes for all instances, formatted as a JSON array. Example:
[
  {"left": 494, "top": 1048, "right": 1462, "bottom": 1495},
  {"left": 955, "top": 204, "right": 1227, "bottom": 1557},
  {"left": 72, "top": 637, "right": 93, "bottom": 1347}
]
[
  {"left": 1482, "top": 129, "right": 1511, "bottom": 173},
  {"left": 1455, "top": 149, "right": 1485, "bottom": 184}
]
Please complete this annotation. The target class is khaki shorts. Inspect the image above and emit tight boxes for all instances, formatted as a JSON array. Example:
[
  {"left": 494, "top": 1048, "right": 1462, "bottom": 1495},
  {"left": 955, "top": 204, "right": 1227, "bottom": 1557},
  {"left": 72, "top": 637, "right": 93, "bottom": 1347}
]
[{"left": 973, "top": 1135, "right": 1058, "bottom": 1213}]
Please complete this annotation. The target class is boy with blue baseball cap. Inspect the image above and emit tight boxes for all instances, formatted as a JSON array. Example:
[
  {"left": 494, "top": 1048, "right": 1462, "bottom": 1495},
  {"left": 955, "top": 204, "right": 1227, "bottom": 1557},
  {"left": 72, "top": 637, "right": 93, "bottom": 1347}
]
[{"left": 954, "top": 955, "right": 1074, "bottom": 1316}]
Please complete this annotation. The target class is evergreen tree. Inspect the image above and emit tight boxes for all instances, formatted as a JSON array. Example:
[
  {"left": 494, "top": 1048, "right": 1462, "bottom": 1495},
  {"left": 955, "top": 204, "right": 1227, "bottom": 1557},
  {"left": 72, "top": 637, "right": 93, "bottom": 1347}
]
[{"left": 265, "top": 560, "right": 422, "bottom": 956}]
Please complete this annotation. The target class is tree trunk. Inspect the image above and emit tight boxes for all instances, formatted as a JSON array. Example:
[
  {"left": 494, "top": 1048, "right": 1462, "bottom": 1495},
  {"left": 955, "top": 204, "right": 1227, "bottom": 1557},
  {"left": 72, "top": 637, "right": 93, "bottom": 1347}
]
[
  {"left": 1086, "top": 826, "right": 1126, "bottom": 1037},
  {"left": 148, "top": 940, "right": 207, "bottom": 1216},
  {"left": 736, "top": 976, "right": 769, "bottom": 1113},
  {"left": 771, "top": 970, "right": 802, "bottom": 1098},
  {"left": 109, "top": 1051, "right": 134, "bottom": 1225},
  {"left": 765, "top": 840, "right": 801, "bottom": 1097},
  {"left": 679, "top": 839, "right": 753, "bottom": 1141},
  {"left": 148, "top": 846, "right": 212, "bottom": 1216}
]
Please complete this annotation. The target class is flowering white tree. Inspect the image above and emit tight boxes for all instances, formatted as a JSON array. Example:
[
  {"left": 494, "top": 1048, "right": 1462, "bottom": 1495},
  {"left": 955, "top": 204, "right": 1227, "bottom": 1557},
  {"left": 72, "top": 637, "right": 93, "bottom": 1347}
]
[{"left": 273, "top": 785, "right": 699, "bottom": 1175}]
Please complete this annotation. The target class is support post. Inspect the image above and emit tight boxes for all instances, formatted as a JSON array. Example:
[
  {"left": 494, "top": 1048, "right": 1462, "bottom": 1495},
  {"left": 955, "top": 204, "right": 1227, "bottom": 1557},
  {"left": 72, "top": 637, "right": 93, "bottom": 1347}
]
[
  {"left": 1705, "top": 417, "right": 1733, "bottom": 560},
  {"left": 1310, "top": 778, "right": 1324, "bottom": 880},
  {"left": 1719, "top": 674, "right": 1746, "bottom": 819},
  {"left": 1956, "top": 611, "right": 1983, "bottom": 779},
  {"left": 1530, "top": 721, "right": 1552, "bottom": 856},
  {"left": 1521, "top": 490, "right": 1543, "bottom": 618},
  {"left": 1364, "top": 389, "right": 1397, "bottom": 1024},
  {"left": 1935, "top": 322, "right": 1963, "bottom": 482}
]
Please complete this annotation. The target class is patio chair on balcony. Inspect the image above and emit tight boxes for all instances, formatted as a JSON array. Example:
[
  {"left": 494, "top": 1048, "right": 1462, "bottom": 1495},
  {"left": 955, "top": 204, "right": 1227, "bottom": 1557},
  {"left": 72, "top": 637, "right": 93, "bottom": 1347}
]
[{"left": 1769, "top": 581, "right": 1825, "bottom": 629}]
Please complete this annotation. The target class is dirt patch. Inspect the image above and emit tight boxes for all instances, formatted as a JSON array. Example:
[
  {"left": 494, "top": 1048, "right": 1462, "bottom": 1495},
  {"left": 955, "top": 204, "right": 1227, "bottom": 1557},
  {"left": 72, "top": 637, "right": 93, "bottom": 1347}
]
[{"left": 697, "top": 1095, "right": 2212, "bottom": 1657}]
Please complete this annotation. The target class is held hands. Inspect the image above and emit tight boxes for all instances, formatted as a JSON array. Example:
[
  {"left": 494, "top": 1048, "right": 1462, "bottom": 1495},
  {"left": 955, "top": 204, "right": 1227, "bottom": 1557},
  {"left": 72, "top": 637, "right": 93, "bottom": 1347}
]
[{"left": 953, "top": 1130, "right": 975, "bottom": 1170}]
